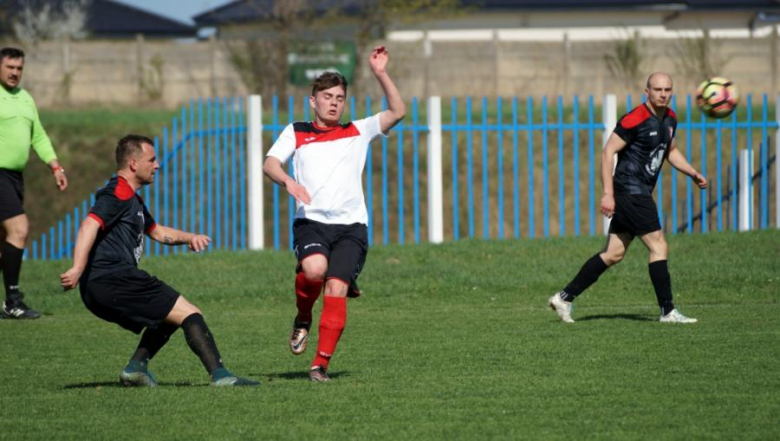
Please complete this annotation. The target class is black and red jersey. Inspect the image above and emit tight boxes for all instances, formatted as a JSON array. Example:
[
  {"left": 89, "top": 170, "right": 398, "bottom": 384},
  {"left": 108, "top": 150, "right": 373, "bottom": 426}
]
[
  {"left": 84, "top": 176, "right": 156, "bottom": 281},
  {"left": 612, "top": 104, "right": 677, "bottom": 195}
]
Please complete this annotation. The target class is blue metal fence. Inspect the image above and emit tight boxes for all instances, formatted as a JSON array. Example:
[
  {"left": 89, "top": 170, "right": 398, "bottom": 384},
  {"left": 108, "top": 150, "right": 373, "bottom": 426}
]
[{"left": 28, "top": 94, "right": 778, "bottom": 260}]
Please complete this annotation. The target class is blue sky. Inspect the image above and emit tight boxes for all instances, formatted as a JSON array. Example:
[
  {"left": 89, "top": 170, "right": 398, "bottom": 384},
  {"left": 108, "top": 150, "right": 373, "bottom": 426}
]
[{"left": 113, "top": 0, "right": 234, "bottom": 25}]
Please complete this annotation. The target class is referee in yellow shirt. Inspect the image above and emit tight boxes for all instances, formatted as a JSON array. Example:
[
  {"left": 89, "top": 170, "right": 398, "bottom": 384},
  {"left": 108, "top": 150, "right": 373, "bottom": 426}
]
[{"left": 1, "top": 47, "right": 68, "bottom": 319}]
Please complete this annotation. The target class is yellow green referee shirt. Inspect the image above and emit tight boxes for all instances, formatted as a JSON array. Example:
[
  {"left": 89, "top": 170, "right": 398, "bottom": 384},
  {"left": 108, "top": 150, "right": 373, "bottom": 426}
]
[{"left": 0, "top": 85, "right": 57, "bottom": 172}]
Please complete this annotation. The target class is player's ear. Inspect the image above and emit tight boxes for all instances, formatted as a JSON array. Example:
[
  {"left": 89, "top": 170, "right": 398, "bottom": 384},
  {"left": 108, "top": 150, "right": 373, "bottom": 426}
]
[
  {"left": 309, "top": 94, "right": 316, "bottom": 108},
  {"left": 128, "top": 157, "right": 138, "bottom": 172}
]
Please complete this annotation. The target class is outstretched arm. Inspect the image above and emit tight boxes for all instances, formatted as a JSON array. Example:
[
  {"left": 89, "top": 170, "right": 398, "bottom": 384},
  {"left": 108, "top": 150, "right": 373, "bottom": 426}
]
[
  {"left": 667, "top": 140, "right": 707, "bottom": 189},
  {"left": 60, "top": 217, "right": 101, "bottom": 290},
  {"left": 369, "top": 46, "right": 406, "bottom": 134},
  {"left": 148, "top": 225, "right": 211, "bottom": 252}
]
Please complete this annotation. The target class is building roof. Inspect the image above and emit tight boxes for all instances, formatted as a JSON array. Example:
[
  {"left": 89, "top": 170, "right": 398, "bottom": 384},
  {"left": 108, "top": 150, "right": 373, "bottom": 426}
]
[
  {"left": 459, "top": 0, "right": 780, "bottom": 11},
  {"left": 193, "top": 0, "right": 368, "bottom": 26},
  {"left": 193, "top": 0, "right": 780, "bottom": 26},
  {"left": 0, "top": 0, "right": 196, "bottom": 38}
]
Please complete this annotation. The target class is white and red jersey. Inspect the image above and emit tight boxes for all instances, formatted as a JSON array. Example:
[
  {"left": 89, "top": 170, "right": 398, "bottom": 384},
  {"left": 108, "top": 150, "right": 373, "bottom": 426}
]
[{"left": 266, "top": 114, "right": 386, "bottom": 225}]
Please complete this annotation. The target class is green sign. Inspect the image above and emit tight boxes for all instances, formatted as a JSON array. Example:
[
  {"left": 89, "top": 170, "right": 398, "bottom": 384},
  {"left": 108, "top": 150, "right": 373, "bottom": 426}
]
[{"left": 288, "top": 41, "right": 357, "bottom": 86}]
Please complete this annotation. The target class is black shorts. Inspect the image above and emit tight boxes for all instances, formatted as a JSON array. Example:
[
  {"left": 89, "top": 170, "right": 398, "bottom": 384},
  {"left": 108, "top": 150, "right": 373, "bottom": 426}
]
[
  {"left": 0, "top": 169, "right": 24, "bottom": 222},
  {"left": 79, "top": 268, "right": 180, "bottom": 334},
  {"left": 608, "top": 193, "right": 662, "bottom": 237},
  {"left": 293, "top": 218, "right": 368, "bottom": 296}
]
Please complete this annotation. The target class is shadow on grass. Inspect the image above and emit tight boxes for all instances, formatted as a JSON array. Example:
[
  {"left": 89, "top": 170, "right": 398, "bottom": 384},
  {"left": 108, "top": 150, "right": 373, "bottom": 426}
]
[
  {"left": 577, "top": 313, "right": 655, "bottom": 322},
  {"left": 257, "top": 371, "right": 352, "bottom": 381},
  {"left": 64, "top": 381, "right": 199, "bottom": 389}
]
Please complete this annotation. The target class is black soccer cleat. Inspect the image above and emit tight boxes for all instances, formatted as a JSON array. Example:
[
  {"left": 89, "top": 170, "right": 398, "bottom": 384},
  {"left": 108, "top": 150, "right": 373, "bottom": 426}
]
[
  {"left": 2, "top": 300, "right": 41, "bottom": 320},
  {"left": 309, "top": 365, "right": 330, "bottom": 382}
]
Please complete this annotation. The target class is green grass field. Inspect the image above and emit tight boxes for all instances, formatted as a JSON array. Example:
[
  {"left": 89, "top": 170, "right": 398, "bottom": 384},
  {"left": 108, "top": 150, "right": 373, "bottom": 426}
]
[{"left": 2, "top": 231, "right": 778, "bottom": 440}]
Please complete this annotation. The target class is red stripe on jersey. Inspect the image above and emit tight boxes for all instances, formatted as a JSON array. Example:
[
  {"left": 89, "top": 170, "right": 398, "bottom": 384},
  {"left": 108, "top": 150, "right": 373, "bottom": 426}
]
[
  {"left": 619, "top": 104, "right": 652, "bottom": 129},
  {"left": 666, "top": 108, "right": 677, "bottom": 119},
  {"left": 114, "top": 176, "right": 135, "bottom": 201},
  {"left": 295, "top": 123, "right": 360, "bottom": 149},
  {"left": 145, "top": 223, "right": 157, "bottom": 234},
  {"left": 88, "top": 213, "right": 105, "bottom": 230}
]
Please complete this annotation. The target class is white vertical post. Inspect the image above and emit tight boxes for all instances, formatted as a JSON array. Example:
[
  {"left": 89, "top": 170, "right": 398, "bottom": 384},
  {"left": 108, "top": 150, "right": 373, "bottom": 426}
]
[
  {"left": 602, "top": 94, "right": 617, "bottom": 235},
  {"left": 739, "top": 148, "right": 753, "bottom": 232},
  {"left": 427, "top": 96, "right": 444, "bottom": 243},
  {"left": 247, "top": 95, "right": 264, "bottom": 249},
  {"left": 775, "top": 94, "right": 779, "bottom": 228}
]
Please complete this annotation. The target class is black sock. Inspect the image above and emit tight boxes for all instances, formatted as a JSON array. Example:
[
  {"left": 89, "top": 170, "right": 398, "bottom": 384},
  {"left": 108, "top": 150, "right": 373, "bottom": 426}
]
[
  {"left": 562, "top": 253, "right": 609, "bottom": 301},
  {"left": 649, "top": 260, "right": 675, "bottom": 315},
  {"left": 1, "top": 242, "right": 24, "bottom": 303},
  {"left": 130, "top": 323, "right": 180, "bottom": 367},
  {"left": 181, "top": 313, "right": 224, "bottom": 375}
]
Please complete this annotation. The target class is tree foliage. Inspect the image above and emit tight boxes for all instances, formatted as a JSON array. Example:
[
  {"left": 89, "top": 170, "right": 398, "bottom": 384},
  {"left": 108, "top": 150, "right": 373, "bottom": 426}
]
[{"left": 223, "top": 0, "right": 461, "bottom": 96}]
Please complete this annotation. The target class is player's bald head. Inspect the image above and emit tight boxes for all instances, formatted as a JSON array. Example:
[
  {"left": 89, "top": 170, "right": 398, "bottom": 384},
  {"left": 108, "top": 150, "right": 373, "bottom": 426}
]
[{"left": 646, "top": 72, "right": 673, "bottom": 89}]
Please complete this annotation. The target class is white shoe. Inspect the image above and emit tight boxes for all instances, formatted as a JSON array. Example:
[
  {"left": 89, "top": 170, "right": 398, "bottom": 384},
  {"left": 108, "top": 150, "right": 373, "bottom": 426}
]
[
  {"left": 548, "top": 292, "right": 575, "bottom": 323},
  {"left": 659, "top": 309, "right": 697, "bottom": 323}
]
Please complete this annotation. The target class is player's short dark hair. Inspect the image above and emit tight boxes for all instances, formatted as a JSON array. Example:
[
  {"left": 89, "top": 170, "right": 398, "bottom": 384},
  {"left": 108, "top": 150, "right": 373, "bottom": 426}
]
[
  {"left": 116, "top": 135, "right": 154, "bottom": 169},
  {"left": 0, "top": 47, "right": 25, "bottom": 62},
  {"left": 311, "top": 72, "right": 348, "bottom": 96}
]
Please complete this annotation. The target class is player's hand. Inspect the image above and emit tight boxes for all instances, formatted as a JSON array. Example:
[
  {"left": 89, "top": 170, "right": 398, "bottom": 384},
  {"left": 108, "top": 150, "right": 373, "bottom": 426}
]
[
  {"left": 692, "top": 172, "right": 707, "bottom": 189},
  {"left": 188, "top": 234, "right": 211, "bottom": 252},
  {"left": 368, "top": 46, "right": 389, "bottom": 75},
  {"left": 60, "top": 268, "right": 81, "bottom": 291},
  {"left": 54, "top": 169, "right": 68, "bottom": 191},
  {"left": 286, "top": 180, "right": 312, "bottom": 205},
  {"left": 600, "top": 193, "right": 615, "bottom": 218}
]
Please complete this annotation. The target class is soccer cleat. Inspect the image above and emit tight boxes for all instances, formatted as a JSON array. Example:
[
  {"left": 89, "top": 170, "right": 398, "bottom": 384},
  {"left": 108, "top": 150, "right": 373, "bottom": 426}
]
[
  {"left": 289, "top": 319, "right": 311, "bottom": 355},
  {"left": 210, "top": 368, "right": 260, "bottom": 387},
  {"left": 548, "top": 292, "right": 575, "bottom": 323},
  {"left": 2, "top": 300, "right": 41, "bottom": 320},
  {"left": 309, "top": 365, "right": 330, "bottom": 382},
  {"left": 120, "top": 368, "right": 158, "bottom": 387},
  {"left": 660, "top": 309, "right": 697, "bottom": 324}
]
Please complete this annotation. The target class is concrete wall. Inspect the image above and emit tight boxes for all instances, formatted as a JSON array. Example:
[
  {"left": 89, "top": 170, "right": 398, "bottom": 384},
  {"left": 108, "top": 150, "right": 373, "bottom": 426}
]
[{"left": 5, "top": 32, "right": 778, "bottom": 108}]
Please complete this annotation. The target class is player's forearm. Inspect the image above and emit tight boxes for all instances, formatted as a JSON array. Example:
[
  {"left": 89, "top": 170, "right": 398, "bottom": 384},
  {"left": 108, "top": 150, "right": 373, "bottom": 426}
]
[
  {"left": 71, "top": 220, "right": 100, "bottom": 273},
  {"left": 376, "top": 71, "right": 406, "bottom": 123},
  {"left": 263, "top": 157, "right": 295, "bottom": 187},
  {"left": 668, "top": 150, "right": 698, "bottom": 177},
  {"left": 601, "top": 149, "right": 615, "bottom": 195},
  {"left": 151, "top": 225, "right": 193, "bottom": 246}
]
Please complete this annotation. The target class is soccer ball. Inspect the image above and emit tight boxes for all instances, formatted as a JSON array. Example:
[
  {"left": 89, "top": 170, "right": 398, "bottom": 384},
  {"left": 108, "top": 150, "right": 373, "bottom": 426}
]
[{"left": 696, "top": 77, "right": 739, "bottom": 119}]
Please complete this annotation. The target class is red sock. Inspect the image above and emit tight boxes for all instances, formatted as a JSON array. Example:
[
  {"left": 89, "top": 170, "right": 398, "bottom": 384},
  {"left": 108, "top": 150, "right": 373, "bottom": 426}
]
[
  {"left": 312, "top": 296, "right": 346, "bottom": 369},
  {"left": 295, "top": 272, "right": 323, "bottom": 323}
]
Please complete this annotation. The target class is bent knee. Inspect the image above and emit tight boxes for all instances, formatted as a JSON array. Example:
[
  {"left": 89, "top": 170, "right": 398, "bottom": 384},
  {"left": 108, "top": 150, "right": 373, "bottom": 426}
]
[
  {"left": 4, "top": 226, "right": 29, "bottom": 244},
  {"left": 301, "top": 259, "right": 328, "bottom": 281},
  {"left": 601, "top": 251, "right": 625, "bottom": 266}
]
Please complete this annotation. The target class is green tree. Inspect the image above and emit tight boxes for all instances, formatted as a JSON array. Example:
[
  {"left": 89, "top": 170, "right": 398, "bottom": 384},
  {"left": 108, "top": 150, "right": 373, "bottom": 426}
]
[
  {"left": 604, "top": 30, "right": 648, "bottom": 94},
  {"left": 222, "top": 0, "right": 461, "bottom": 97}
]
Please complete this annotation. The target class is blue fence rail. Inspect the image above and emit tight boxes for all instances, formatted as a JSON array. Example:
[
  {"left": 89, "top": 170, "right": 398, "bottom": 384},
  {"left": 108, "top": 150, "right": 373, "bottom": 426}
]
[{"left": 28, "top": 94, "right": 778, "bottom": 260}]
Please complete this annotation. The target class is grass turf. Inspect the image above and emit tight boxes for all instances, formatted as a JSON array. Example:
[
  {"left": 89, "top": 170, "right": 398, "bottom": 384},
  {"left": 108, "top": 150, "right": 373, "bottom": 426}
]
[{"left": 1, "top": 230, "right": 778, "bottom": 440}]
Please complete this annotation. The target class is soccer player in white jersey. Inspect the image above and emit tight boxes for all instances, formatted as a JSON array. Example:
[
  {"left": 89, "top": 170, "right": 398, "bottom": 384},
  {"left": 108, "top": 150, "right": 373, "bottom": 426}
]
[{"left": 263, "top": 46, "right": 405, "bottom": 382}]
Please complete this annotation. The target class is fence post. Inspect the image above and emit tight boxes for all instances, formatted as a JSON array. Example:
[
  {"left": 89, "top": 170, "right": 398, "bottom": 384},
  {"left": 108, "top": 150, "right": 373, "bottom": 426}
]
[
  {"left": 247, "top": 95, "right": 264, "bottom": 250},
  {"left": 776, "top": 93, "right": 779, "bottom": 229},
  {"left": 428, "top": 96, "right": 444, "bottom": 243},
  {"left": 602, "top": 94, "right": 617, "bottom": 235},
  {"left": 739, "top": 148, "right": 753, "bottom": 231}
]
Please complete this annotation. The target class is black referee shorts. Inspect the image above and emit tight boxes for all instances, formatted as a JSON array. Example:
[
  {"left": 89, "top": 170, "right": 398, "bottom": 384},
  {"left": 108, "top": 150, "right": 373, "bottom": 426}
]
[
  {"left": 608, "top": 193, "right": 662, "bottom": 237},
  {"left": 0, "top": 169, "right": 25, "bottom": 222},
  {"left": 293, "top": 218, "right": 368, "bottom": 297},
  {"left": 80, "top": 268, "right": 180, "bottom": 334}
]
